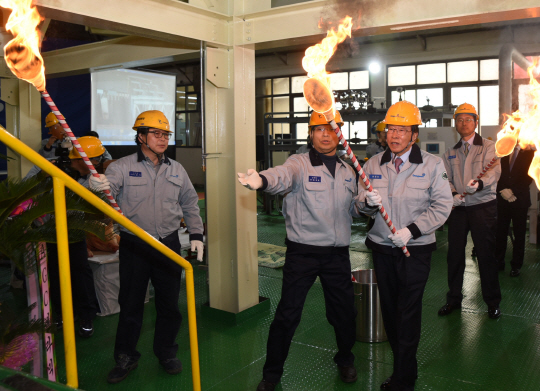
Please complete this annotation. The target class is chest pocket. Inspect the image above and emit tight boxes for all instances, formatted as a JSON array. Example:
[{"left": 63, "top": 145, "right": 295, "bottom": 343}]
[
  {"left": 165, "top": 175, "right": 183, "bottom": 202},
  {"left": 305, "top": 181, "right": 327, "bottom": 209},
  {"left": 125, "top": 177, "right": 148, "bottom": 200},
  {"left": 406, "top": 179, "right": 430, "bottom": 204}
]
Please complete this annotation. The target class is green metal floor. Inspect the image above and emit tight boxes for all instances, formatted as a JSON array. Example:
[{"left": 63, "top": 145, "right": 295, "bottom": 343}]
[{"left": 2, "top": 210, "right": 540, "bottom": 391}]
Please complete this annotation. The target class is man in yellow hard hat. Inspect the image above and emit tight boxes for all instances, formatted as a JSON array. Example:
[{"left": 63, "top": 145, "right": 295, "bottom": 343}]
[
  {"left": 296, "top": 111, "right": 345, "bottom": 154},
  {"left": 239, "top": 110, "right": 361, "bottom": 390},
  {"left": 438, "top": 103, "right": 502, "bottom": 319},
  {"left": 356, "top": 101, "right": 452, "bottom": 391},
  {"left": 39, "top": 112, "right": 67, "bottom": 159},
  {"left": 366, "top": 121, "right": 387, "bottom": 158},
  {"left": 91, "top": 110, "right": 204, "bottom": 383}
]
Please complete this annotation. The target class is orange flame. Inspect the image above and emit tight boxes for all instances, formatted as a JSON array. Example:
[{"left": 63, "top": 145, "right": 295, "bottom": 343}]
[
  {"left": 0, "top": 0, "right": 46, "bottom": 91},
  {"left": 302, "top": 16, "right": 352, "bottom": 117},
  {"left": 496, "top": 60, "right": 540, "bottom": 189}
]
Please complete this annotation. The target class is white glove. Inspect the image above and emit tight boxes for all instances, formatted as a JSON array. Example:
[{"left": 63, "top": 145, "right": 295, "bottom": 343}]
[
  {"left": 237, "top": 169, "right": 263, "bottom": 190},
  {"left": 190, "top": 240, "right": 204, "bottom": 262},
  {"left": 500, "top": 188, "right": 514, "bottom": 201},
  {"left": 366, "top": 189, "right": 382, "bottom": 207},
  {"left": 508, "top": 195, "right": 517, "bottom": 202},
  {"left": 388, "top": 227, "right": 412, "bottom": 247},
  {"left": 89, "top": 174, "right": 110, "bottom": 192},
  {"left": 466, "top": 179, "right": 479, "bottom": 193},
  {"left": 453, "top": 194, "right": 464, "bottom": 207}
]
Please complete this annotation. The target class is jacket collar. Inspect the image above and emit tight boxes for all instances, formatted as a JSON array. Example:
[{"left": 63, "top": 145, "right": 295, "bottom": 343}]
[
  {"left": 309, "top": 147, "right": 341, "bottom": 167},
  {"left": 380, "top": 143, "right": 423, "bottom": 166},
  {"left": 453, "top": 132, "right": 483, "bottom": 149},
  {"left": 137, "top": 147, "right": 171, "bottom": 165}
]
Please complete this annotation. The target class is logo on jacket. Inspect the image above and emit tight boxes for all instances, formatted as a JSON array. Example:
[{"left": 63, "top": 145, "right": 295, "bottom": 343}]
[
  {"left": 345, "top": 178, "right": 352, "bottom": 182},
  {"left": 369, "top": 174, "right": 382, "bottom": 179},
  {"left": 412, "top": 173, "right": 425, "bottom": 178},
  {"left": 170, "top": 174, "right": 179, "bottom": 178},
  {"left": 309, "top": 176, "right": 321, "bottom": 182},
  {"left": 129, "top": 171, "right": 142, "bottom": 177},
  {"left": 442, "top": 171, "right": 448, "bottom": 180},
  {"left": 448, "top": 155, "right": 456, "bottom": 159}
]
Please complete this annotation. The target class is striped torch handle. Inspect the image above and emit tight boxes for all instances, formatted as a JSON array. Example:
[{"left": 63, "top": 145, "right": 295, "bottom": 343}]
[
  {"left": 41, "top": 90, "right": 123, "bottom": 215},
  {"left": 329, "top": 120, "right": 410, "bottom": 257},
  {"left": 458, "top": 156, "right": 499, "bottom": 201}
]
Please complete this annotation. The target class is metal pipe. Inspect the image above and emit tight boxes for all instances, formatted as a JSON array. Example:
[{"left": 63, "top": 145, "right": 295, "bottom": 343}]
[
  {"left": 200, "top": 40, "right": 206, "bottom": 171},
  {"left": 499, "top": 44, "right": 532, "bottom": 125}
]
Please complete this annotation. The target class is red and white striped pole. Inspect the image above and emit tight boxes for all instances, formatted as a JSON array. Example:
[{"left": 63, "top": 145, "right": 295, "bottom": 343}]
[
  {"left": 458, "top": 156, "right": 498, "bottom": 201},
  {"left": 41, "top": 90, "right": 123, "bottom": 215},
  {"left": 329, "top": 119, "right": 410, "bottom": 257}
]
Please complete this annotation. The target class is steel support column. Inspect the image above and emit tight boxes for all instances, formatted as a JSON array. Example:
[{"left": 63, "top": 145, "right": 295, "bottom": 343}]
[
  {"left": 205, "top": 43, "right": 259, "bottom": 313},
  {"left": 1, "top": 79, "right": 42, "bottom": 179}
]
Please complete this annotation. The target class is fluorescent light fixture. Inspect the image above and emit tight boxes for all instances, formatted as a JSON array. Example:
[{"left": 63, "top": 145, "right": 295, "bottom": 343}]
[
  {"left": 369, "top": 62, "right": 381, "bottom": 73},
  {"left": 390, "top": 20, "right": 459, "bottom": 31}
]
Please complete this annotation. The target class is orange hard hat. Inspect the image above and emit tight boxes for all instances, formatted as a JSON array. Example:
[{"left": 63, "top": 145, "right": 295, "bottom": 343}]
[
  {"left": 69, "top": 136, "right": 106, "bottom": 159},
  {"left": 309, "top": 110, "right": 344, "bottom": 128},
  {"left": 383, "top": 101, "right": 422, "bottom": 126},
  {"left": 453, "top": 103, "right": 479, "bottom": 120}
]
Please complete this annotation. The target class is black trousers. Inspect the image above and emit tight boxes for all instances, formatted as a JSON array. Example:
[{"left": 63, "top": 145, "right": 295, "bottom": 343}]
[
  {"left": 495, "top": 205, "right": 528, "bottom": 270},
  {"left": 47, "top": 240, "right": 99, "bottom": 322},
  {"left": 446, "top": 204, "right": 501, "bottom": 308},
  {"left": 114, "top": 231, "right": 183, "bottom": 362},
  {"left": 262, "top": 245, "right": 356, "bottom": 383},
  {"left": 372, "top": 249, "right": 431, "bottom": 391}
]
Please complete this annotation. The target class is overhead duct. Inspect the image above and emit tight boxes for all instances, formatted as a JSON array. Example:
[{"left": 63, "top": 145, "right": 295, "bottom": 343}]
[{"left": 499, "top": 43, "right": 532, "bottom": 125}]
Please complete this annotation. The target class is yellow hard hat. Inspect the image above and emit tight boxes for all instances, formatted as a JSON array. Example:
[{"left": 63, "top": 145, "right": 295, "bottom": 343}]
[
  {"left": 453, "top": 103, "right": 479, "bottom": 120},
  {"left": 69, "top": 136, "right": 106, "bottom": 159},
  {"left": 376, "top": 122, "right": 386, "bottom": 132},
  {"left": 309, "top": 110, "right": 344, "bottom": 128},
  {"left": 45, "top": 112, "right": 59, "bottom": 128},
  {"left": 132, "top": 110, "right": 171, "bottom": 132},
  {"left": 383, "top": 101, "right": 422, "bottom": 126}
]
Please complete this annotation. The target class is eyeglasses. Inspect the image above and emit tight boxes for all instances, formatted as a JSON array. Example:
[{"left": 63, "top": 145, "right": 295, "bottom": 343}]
[
  {"left": 386, "top": 127, "right": 411, "bottom": 136},
  {"left": 148, "top": 131, "right": 172, "bottom": 139},
  {"left": 312, "top": 126, "right": 333, "bottom": 133},
  {"left": 456, "top": 118, "right": 475, "bottom": 124}
]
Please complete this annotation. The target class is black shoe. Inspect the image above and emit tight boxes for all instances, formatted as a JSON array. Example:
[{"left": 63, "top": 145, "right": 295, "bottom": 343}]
[
  {"left": 256, "top": 380, "right": 277, "bottom": 391},
  {"left": 338, "top": 365, "right": 357, "bottom": 383},
  {"left": 159, "top": 358, "right": 183, "bottom": 375},
  {"left": 438, "top": 303, "right": 461, "bottom": 316},
  {"left": 78, "top": 319, "right": 94, "bottom": 338},
  {"left": 488, "top": 307, "right": 501, "bottom": 319},
  {"left": 107, "top": 354, "right": 138, "bottom": 384},
  {"left": 380, "top": 376, "right": 392, "bottom": 390},
  {"left": 510, "top": 268, "right": 520, "bottom": 277}
]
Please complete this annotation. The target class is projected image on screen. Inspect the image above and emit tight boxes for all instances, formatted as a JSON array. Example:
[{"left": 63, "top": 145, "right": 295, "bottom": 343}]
[{"left": 92, "top": 69, "right": 176, "bottom": 146}]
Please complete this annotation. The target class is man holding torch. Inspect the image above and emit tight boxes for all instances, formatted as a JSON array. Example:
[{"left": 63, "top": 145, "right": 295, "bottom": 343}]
[
  {"left": 438, "top": 103, "right": 502, "bottom": 319},
  {"left": 356, "top": 101, "right": 452, "bottom": 391},
  {"left": 238, "top": 110, "right": 360, "bottom": 391}
]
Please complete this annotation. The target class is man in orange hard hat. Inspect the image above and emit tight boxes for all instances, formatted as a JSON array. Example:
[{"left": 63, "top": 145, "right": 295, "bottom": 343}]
[
  {"left": 439, "top": 103, "right": 502, "bottom": 319},
  {"left": 356, "top": 101, "right": 452, "bottom": 391},
  {"left": 39, "top": 112, "right": 67, "bottom": 159}
]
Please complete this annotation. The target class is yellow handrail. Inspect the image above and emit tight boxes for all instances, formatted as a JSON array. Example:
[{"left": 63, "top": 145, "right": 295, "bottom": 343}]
[{"left": 0, "top": 127, "right": 201, "bottom": 391}]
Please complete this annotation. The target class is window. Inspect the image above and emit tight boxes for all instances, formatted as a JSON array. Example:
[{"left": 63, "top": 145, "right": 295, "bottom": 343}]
[
  {"left": 388, "top": 65, "right": 415, "bottom": 86},
  {"left": 480, "top": 59, "right": 498, "bottom": 81},
  {"left": 350, "top": 71, "right": 369, "bottom": 89},
  {"left": 479, "top": 86, "right": 499, "bottom": 126},
  {"left": 447, "top": 61, "right": 478, "bottom": 83},
  {"left": 176, "top": 85, "right": 200, "bottom": 147},
  {"left": 417, "top": 63, "right": 446, "bottom": 84}
]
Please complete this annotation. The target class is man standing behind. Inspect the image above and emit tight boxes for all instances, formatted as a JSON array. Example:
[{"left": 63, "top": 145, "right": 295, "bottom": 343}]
[
  {"left": 356, "top": 101, "right": 452, "bottom": 391},
  {"left": 366, "top": 122, "right": 388, "bottom": 159},
  {"left": 439, "top": 103, "right": 502, "bottom": 319},
  {"left": 39, "top": 112, "right": 66, "bottom": 159},
  {"left": 496, "top": 144, "right": 534, "bottom": 277},
  {"left": 91, "top": 110, "right": 204, "bottom": 383},
  {"left": 238, "top": 110, "right": 359, "bottom": 391}
]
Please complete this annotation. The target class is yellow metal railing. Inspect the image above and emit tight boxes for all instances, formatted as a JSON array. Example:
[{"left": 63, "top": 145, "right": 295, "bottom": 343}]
[{"left": 0, "top": 127, "right": 201, "bottom": 391}]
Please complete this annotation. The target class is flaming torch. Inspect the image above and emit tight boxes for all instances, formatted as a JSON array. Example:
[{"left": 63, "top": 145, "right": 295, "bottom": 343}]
[
  {"left": 0, "top": 0, "right": 122, "bottom": 214},
  {"left": 457, "top": 61, "right": 540, "bottom": 203},
  {"left": 301, "top": 17, "right": 410, "bottom": 257}
]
